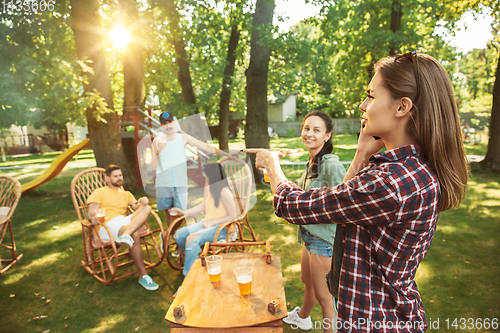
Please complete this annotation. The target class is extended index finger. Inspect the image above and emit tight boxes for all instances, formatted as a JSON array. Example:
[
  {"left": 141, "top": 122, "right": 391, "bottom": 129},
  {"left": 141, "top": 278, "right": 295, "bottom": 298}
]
[
  {"left": 242, "top": 148, "right": 266, "bottom": 154},
  {"left": 242, "top": 148, "right": 286, "bottom": 158}
]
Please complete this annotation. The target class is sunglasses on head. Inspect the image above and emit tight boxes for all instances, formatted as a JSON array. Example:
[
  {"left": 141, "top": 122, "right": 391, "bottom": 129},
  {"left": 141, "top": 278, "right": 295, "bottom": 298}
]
[{"left": 395, "top": 50, "right": 421, "bottom": 105}]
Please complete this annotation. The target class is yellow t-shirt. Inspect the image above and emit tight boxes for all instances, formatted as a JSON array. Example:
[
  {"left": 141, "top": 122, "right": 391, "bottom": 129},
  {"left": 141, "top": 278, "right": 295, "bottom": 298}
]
[
  {"left": 87, "top": 187, "right": 136, "bottom": 224},
  {"left": 204, "top": 190, "right": 228, "bottom": 222}
]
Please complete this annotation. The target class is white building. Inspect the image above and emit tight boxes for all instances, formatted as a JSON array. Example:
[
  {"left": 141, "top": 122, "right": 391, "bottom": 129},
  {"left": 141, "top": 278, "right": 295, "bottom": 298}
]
[{"left": 268, "top": 95, "right": 296, "bottom": 122}]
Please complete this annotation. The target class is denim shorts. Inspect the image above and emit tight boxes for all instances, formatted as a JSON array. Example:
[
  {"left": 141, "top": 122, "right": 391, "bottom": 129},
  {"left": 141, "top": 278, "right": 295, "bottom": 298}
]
[
  {"left": 156, "top": 186, "right": 188, "bottom": 210},
  {"left": 300, "top": 227, "right": 333, "bottom": 257}
]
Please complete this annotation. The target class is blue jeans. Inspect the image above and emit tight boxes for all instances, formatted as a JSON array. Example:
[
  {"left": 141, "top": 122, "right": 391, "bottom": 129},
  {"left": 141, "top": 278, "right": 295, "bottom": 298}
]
[
  {"left": 174, "top": 221, "right": 227, "bottom": 276},
  {"left": 156, "top": 186, "right": 188, "bottom": 210}
]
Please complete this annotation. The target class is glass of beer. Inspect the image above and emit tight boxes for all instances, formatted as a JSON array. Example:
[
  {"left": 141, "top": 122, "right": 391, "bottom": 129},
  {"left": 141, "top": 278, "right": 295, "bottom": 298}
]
[
  {"left": 262, "top": 169, "right": 270, "bottom": 183},
  {"left": 205, "top": 255, "right": 222, "bottom": 283},
  {"left": 234, "top": 266, "right": 253, "bottom": 296},
  {"left": 96, "top": 208, "right": 105, "bottom": 224}
]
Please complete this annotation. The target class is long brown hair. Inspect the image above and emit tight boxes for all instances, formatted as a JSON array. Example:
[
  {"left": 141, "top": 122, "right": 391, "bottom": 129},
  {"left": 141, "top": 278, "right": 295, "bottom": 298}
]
[
  {"left": 300, "top": 111, "right": 334, "bottom": 179},
  {"left": 375, "top": 53, "right": 469, "bottom": 212},
  {"left": 204, "top": 162, "right": 229, "bottom": 208}
]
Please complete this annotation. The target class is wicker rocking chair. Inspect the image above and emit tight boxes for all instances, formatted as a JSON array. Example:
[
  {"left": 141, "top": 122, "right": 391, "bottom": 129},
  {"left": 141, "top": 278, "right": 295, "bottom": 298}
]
[
  {"left": 164, "top": 156, "right": 258, "bottom": 271},
  {"left": 70, "top": 168, "right": 165, "bottom": 284},
  {"left": 0, "top": 175, "right": 23, "bottom": 274}
]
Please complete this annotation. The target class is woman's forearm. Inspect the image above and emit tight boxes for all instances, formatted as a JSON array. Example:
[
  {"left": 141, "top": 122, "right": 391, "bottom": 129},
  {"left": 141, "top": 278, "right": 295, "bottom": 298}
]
[
  {"left": 343, "top": 151, "right": 371, "bottom": 182},
  {"left": 268, "top": 161, "right": 288, "bottom": 193}
]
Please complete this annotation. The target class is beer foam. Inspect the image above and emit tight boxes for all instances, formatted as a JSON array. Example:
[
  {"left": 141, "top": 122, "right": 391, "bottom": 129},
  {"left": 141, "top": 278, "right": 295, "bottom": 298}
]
[
  {"left": 208, "top": 267, "right": 221, "bottom": 275},
  {"left": 237, "top": 275, "right": 252, "bottom": 284}
]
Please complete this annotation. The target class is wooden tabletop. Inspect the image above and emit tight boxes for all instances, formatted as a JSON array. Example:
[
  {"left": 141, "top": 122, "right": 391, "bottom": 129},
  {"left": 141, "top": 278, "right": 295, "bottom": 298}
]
[{"left": 165, "top": 252, "right": 287, "bottom": 329}]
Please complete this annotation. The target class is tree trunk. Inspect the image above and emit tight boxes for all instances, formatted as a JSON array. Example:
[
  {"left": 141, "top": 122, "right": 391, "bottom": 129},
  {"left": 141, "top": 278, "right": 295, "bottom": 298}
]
[
  {"left": 69, "top": 0, "right": 135, "bottom": 188},
  {"left": 165, "top": 0, "right": 198, "bottom": 113},
  {"left": 121, "top": 0, "right": 145, "bottom": 184},
  {"left": 245, "top": 0, "right": 275, "bottom": 180},
  {"left": 219, "top": 24, "right": 241, "bottom": 151},
  {"left": 480, "top": 53, "right": 500, "bottom": 172},
  {"left": 389, "top": 1, "right": 402, "bottom": 56},
  {"left": 121, "top": 0, "right": 146, "bottom": 112}
]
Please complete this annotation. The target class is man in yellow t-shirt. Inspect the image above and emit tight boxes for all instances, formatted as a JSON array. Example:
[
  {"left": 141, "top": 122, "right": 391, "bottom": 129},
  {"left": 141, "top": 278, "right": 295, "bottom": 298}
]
[{"left": 87, "top": 165, "right": 158, "bottom": 291}]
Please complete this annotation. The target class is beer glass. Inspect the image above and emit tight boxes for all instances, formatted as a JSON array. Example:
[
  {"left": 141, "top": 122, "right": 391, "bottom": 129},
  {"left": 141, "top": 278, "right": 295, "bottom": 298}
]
[
  {"left": 205, "top": 255, "right": 222, "bottom": 283},
  {"left": 262, "top": 169, "right": 270, "bottom": 183},
  {"left": 234, "top": 266, "right": 253, "bottom": 295},
  {"left": 96, "top": 208, "right": 105, "bottom": 224}
]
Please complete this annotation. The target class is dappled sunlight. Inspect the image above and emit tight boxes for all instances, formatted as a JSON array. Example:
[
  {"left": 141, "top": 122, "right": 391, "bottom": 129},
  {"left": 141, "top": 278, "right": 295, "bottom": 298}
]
[
  {"left": 39, "top": 220, "right": 81, "bottom": 242},
  {"left": 0, "top": 158, "right": 55, "bottom": 167},
  {"left": 267, "top": 230, "right": 297, "bottom": 247},
  {"left": 475, "top": 199, "right": 500, "bottom": 207},
  {"left": 414, "top": 261, "right": 434, "bottom": 286},
  {"left": 255, "top": 189, "right": 274, "bottom": 201},
  {"left": 24, "top": 218, "right": 48, "bottom": 228},
  {"left": 283, "top": 263, "right": 301, "bottom": 283},
  {"left": 284, "top": 263, "right": 301, "bottom": 274},
  {"left": 13, "top": 170, "right": 43, "bottom": 181},
  {"left": 335, "top": 144, "right": 358, "bottom": 150},
  {"left": 1, "top": 271, "right": 26, "bottom": 285},
  {"left": 1, "top": 169, "right": 42, "bottom": 180},
  {"left": 471, "top": 207, "right": 495, "bottom": 217},
  {"left": 437, "top": 225, "right": 458, "bottom": 234},
  {"left": 2, "top": 252, "right": 66, "bottom": 285},
  {"left": 467, "top": 181, "right": 500, "bottom": 193},
  {"left": 87, "top": 314, "right": 126, "bottom": 332},
  {"left": 467, "top": 201, "right": 499, "bottom": 218},
  {"left": 24, "top": 252, "right": 66, "bottom": 270}
]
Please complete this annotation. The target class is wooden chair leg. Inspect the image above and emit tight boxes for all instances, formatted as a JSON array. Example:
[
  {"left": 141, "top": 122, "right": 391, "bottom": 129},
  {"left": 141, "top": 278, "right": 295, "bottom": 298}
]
[{"left": 0, "top": 222, "right": 23, "bottom": 274}]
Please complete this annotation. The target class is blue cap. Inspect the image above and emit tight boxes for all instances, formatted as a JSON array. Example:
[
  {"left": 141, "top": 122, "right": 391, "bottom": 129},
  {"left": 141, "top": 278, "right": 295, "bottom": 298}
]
[{"left": 159, "top": 111, "right": 174, "bottom": 124}]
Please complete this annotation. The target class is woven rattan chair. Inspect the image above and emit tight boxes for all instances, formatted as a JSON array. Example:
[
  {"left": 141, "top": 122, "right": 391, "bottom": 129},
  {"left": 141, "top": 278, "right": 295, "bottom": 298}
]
[
  {"left": 70, "top": 168, "right": 165, "bottom": 284},
  {"left": 164, "top": 156, "right": 258, "bottom": 271},
  {"left": 0, "top": 175, "right": 23, "bottom": 274}
]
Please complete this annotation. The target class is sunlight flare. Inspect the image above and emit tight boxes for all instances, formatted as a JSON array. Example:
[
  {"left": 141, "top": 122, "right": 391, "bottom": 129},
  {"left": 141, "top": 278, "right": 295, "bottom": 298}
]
[{"left": 110, "top": 26, "right": 130, "bottom": 49}]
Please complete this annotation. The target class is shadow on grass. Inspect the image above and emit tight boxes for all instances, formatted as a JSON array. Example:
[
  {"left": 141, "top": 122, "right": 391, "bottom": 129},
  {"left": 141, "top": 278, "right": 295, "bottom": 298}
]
[
  {"left": 0, "top": 174, "right": 184, "bottom": 333},
  {"left": 2, "top": 164, "right": 498, "bottom": 332}
]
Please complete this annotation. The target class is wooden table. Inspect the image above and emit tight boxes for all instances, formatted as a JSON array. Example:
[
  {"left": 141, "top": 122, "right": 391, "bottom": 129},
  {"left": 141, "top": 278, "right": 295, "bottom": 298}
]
[{"left": 165, "top": 252, "right": 287, "bottom": 332}]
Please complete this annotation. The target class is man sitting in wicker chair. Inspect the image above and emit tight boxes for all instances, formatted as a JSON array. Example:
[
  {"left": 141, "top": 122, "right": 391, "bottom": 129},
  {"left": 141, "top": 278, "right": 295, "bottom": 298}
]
[{"left": 87, "top": 164, "right": 159, "bottom": 291}]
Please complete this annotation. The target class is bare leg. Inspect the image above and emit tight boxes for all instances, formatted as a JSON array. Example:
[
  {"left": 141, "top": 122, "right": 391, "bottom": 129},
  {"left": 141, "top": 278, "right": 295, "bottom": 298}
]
[
  {"left": 118, "top": 205, "right": 152, "bottom": 237},
  {"left": 310, "top": 253, "right": 334, "bottom": 333},
  {"left": 185, "top": 233, "right": 200, "bottom": 246},
  {"left": 116, "top": 206, "right": 151, "bottom": 276},
  {"left": 298, "top": 245, "right": 317, "bottom": 319},
  {"left": 129, "top": 229, "right": 147, "bottom": 277}
]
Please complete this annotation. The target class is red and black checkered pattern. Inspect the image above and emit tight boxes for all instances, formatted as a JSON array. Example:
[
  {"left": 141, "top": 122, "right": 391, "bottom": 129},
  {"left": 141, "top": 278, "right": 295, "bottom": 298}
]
[{"left": 274, "top": 145, "right": 438, "bottom": 333}]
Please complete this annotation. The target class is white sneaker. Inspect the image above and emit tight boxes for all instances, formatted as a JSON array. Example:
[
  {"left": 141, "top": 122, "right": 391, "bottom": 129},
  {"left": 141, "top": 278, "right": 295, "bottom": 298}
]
[{"left": 283, "top": 306, "right": 313, "bottom": 330}]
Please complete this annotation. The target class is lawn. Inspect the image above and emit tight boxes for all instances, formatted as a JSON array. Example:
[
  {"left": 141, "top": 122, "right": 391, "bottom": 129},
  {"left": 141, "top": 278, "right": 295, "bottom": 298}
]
[{"left": 0, "top": 136, "right": 497, "bottom": 332}]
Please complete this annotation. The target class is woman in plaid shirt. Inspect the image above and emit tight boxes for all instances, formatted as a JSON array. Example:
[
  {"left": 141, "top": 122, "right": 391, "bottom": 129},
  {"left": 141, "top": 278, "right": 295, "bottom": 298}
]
[{"left": 247, "top": 52, "right": 469, "bottom": 332}]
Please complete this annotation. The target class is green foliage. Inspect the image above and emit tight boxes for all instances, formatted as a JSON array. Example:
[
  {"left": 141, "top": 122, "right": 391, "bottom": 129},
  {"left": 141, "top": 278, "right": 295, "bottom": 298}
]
[
  {"left": 454, "top": 46, "right": 497, "bottom": 127},
  {"left": 143, "top": 0, "right": 252, "bottom": 124},
  {"left": 0, "top": 4, "right": 87, "bottom": 130},
  {"left": 1, "top": 0, "right": 498, "bottom": 149},
  {"left": 286, "top": 127, "right": 296, "bottom": 137},
  {"left": 318, "top": 0, "right": 459, "bottom": 115}
]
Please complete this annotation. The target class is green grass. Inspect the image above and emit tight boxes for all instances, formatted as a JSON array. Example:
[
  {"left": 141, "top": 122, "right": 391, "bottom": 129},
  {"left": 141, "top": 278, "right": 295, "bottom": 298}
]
[
  {"left": 0, "top": 149, "right": 95, "bottom": 168},
  {"left": 0, "top": 138, "right": 496, "bottom": 332},
  {"left": 415, "top": 167, "right": 500, "bottom": 328}
]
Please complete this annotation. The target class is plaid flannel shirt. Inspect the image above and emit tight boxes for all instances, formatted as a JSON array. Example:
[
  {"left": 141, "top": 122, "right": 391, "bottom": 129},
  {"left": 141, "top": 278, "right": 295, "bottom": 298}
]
[{"left": 274, "top": 145, "right": 439, "bottom": 333}]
